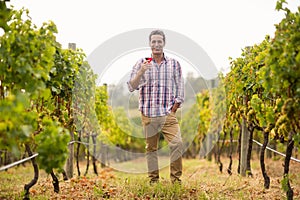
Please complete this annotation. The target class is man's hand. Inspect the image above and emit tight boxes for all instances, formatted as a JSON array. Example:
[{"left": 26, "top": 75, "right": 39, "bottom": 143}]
[
  {"left": 129, "top": 60, "right": 152, "bottom": 90},
  {"left": 140, "top": 60, "right": 152, "bottom": 74},
  {"left": 171, "top": 102, "right": 180, "bottom": 113}
]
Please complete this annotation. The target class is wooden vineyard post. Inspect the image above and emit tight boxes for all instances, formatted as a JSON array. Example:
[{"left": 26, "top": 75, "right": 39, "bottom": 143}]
[
  {"left": 240, "top": 95, "right": 249, "bottom": 176},
  {"left": 65, "top": 42, "right": 76, "bottom": 179}
]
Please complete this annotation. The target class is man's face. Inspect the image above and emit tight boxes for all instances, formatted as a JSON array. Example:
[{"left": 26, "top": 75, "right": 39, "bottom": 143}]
[{"left": 149, "top": 35, "right": 165, "bottom": 56}]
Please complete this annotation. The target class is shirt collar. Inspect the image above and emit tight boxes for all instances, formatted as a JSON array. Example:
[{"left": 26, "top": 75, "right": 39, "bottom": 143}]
[{"left": 150, "top": 53, "right": 167, "bottom": 63}]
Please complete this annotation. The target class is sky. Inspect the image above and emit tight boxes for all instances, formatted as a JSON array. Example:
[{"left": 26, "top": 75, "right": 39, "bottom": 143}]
[{"left": 7, "top": 0, "right": 299, "bottom": 85}]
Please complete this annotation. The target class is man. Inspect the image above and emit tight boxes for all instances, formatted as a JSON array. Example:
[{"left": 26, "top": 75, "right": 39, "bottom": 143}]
[{"left": 127, "top": 29, "right": 184, "bottom": 184}]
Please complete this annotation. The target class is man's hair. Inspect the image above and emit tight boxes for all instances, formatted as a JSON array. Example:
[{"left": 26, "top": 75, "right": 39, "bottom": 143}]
[{"left": 149, "top": 29, "right": 166, "bottom": 43}]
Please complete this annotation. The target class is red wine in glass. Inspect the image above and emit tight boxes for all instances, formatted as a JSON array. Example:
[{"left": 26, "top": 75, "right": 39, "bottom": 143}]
[{"left": 145, "top": 57, "right": 152, "bottom": 62}]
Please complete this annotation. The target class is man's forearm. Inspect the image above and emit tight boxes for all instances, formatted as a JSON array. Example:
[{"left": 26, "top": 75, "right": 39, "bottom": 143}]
[{"left": 129, "top": 70, "right": 144, "bottom": 90}]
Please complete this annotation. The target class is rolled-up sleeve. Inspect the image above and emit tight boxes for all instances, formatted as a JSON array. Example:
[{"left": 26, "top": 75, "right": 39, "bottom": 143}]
[{"left": 174, "top": 61, "right": 184, "bottom": 106}]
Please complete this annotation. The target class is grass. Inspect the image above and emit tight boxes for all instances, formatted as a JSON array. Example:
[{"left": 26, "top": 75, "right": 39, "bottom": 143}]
[{"left": 0, "top": 156, "right": 300, "bottom": 199}]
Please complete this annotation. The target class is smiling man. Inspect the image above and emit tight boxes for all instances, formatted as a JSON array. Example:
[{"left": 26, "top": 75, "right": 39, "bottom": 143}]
[{"left": 127, "top": 29, "right": 184, "bottom": 184}]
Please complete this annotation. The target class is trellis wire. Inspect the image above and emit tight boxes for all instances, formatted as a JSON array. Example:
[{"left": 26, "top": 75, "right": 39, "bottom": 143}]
[
  {"left": 0, "top": 153, "right": 38, "bottom": 171},
  {"left": 252, "top": 139, "right": 300, "bottom": 163}
]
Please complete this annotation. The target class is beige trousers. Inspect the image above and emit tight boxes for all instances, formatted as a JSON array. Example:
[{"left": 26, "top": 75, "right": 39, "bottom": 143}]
[{"left": 141, "top": 112, "right": 183, "bottom": 183}]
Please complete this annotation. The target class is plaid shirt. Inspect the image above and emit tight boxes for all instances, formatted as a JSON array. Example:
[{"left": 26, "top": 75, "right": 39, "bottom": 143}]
[{"left": 128, "top": 55, "right": 184, "bottom": 117}]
